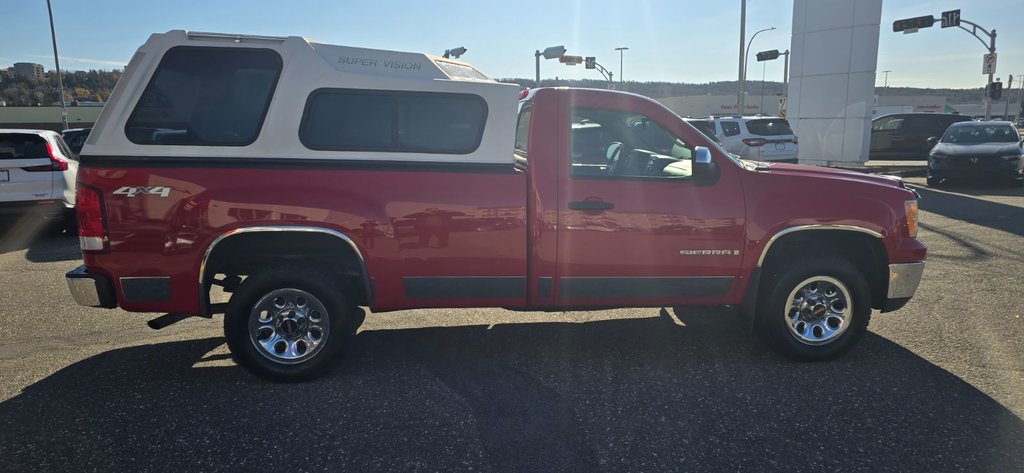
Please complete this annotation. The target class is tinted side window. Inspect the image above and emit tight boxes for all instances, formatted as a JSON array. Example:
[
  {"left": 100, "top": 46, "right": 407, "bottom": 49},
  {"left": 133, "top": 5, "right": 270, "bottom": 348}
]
[
  {"left": 301, "top": 89, "right": 487, "bottom": 154},
  {"left": 720, "top": 121, "right": 741, "bottom": 137},
  {"left": 125, "top": 47, "right": 282, "bottom": 146},
  {"left": 515, "top": 103, "right": 532, "bottom": 155},
  {"left": 873, "top": 116, "right": 904, "bottom": 131}
]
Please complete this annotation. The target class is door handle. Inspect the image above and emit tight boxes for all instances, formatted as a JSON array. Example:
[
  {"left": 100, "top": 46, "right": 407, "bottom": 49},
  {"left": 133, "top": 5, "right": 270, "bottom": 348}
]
[{"left": 568, "top": 200, "right": 614, "bottom": 211}]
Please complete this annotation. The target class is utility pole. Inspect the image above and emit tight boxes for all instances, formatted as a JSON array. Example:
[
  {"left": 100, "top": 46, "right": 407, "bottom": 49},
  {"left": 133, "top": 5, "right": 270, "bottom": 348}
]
[
  {"left": 46, "top": 0, "right": 68, "bottom": 130},
  {"left": 782, "top": 50, "right": 790, "bottom": 93},
  {"left": 741, "top": 26, "right": 775, "bottom": 115},
  {"left": 881, "top": 70, "right": 891, "bottom": 96}
]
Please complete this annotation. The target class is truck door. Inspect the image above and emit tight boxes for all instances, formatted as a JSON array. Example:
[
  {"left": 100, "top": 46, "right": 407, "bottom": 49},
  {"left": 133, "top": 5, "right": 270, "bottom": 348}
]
[{"left": 553, "top": 92, "right": 746, "bottom": 308}]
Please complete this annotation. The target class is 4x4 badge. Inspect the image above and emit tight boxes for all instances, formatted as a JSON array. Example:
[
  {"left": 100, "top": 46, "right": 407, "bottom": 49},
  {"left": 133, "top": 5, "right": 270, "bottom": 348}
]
[{"left": 112, "top": 186, "right": 172, "bottom": 198}]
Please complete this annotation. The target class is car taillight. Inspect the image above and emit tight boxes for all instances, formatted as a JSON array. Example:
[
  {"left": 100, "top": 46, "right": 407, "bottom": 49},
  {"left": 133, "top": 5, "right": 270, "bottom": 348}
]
[
  {"left": 793, "top": 136, "right": 799, "bottom": 145},
  {"left": 23, "top": 142, "right": 68, "bottom": 172},
  {"left": 77, "top": 185, "right": 108, "bottom": 252},
  {"left": 742, "top": 138, "right": 767, "bottom": 147}
]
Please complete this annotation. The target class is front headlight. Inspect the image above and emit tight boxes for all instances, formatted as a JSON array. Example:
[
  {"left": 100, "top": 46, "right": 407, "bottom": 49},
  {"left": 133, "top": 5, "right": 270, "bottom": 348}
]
[
  {"left": 929, "top": 154, "right": 947, "bottom": 162},
  {"left": 905, "top": 200, "right": 918, "bottom": 238}
]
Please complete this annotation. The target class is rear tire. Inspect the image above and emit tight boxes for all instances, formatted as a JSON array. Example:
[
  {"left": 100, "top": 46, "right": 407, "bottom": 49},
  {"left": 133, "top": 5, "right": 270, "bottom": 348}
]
[
  {"left": 225, "top": 267, "right": 355, "bottom": 382},
  {"left": 756, "top": 256, "right": 871, "bottom": 361}
]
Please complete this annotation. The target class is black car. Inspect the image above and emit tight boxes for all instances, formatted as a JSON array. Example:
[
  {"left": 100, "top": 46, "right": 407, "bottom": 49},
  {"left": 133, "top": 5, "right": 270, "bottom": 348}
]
[
  {"left": 60, "top": 128, "right": 91, "bottom": 155},
  {"left": 927, "top": 121, "right": 1024, "bottom": 186},
  {"left": 870, "top": 113, "right": 972, "bottom": 161}
]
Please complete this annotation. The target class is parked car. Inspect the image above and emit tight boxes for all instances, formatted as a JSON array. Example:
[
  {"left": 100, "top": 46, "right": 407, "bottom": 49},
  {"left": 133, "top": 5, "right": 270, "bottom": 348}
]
[
  {"left": 705, "top": 116, "right": 798, "bottom": 163},
  {"left": 0, "top": 129, "right": 78, "bottom": 231},
  {"left": 66, "top": 30, "right": 925, "bottom": 381},
  {"left": 60, "top": 128, "right": 92, "bottom": 155},
  {"left": 870, "top": 113, "right": 972, "bottom": 161},
  {"left": 926, "top": 121, "right": 1024, "bottom": 186}
]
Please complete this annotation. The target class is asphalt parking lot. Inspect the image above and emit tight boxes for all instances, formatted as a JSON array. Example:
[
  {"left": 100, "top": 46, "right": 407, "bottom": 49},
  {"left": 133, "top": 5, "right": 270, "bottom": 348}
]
[{"left": 1, "top": 176, "right": 1023, "bottom": 472}]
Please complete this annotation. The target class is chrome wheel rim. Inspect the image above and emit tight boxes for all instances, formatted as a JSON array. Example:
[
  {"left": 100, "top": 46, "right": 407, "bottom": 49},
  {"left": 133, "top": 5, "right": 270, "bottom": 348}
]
[
  {"left": 784, "top": 276, "right": 852, "bottom": 346},
  {"left": 248, "top": 288, "right": 330, "bottom": 364}
]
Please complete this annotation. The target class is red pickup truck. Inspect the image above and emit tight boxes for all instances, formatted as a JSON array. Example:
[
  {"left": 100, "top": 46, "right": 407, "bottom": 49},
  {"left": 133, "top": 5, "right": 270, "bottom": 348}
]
[{"left": 66, "top": 31, "right": 926, "bottom": 381}]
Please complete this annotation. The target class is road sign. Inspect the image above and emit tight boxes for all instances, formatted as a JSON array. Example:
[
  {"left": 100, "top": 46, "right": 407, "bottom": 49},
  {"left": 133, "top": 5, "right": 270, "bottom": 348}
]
[
  {"left": 941, "top": 9, "right": 960, "bottom": 28},
  {"left": 559, "top": 55, "right": 583, "bottom": 65},
  {"left": 893, "top": 16, "right": 934, "bottom": 33},
  {"left": 983, "top": 53, "right": 997, "bottom": 75},
  {"left": 585, "top": 57, "right": 596, "bottom": 69},
  {"left": 756, "top": 50, "right": 780, "bottom": 62}
]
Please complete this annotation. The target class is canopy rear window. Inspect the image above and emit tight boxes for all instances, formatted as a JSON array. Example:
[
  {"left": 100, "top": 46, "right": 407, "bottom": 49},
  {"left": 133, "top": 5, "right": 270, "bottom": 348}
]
[{"left": 125, "top": 46, "right": 282, "bottom": 146}]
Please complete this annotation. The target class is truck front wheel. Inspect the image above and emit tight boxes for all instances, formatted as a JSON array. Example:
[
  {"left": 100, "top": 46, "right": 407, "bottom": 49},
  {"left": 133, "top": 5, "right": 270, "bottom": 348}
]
[
  {"left": 756, "top": 257, "right": 871, "bottom": 360},
  {"left": 224, "top": 267, "right": 355, "bottom": 382}
]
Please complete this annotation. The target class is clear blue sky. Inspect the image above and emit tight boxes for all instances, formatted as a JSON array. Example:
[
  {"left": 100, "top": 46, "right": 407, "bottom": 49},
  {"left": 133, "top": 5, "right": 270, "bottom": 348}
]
[{"left": 1, "top": 0, "right": 1020, "bottom": 90}]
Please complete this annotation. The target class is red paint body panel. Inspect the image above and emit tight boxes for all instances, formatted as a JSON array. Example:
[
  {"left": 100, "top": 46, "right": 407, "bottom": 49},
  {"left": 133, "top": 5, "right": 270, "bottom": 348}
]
[{"left": 82, "top": 166, "right": 527, "bottom": 313}]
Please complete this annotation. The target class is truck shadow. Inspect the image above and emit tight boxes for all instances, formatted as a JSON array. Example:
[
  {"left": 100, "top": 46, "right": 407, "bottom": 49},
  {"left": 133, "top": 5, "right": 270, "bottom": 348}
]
[
  {"left": 2, "top": 310, "right": 1022, "bottom": 472},
  {"left": 0, "top": 220, "right": 80, "bottom": 263},
  {"left": 912, "top": 183, "right": 1024, "bottom": 237}
]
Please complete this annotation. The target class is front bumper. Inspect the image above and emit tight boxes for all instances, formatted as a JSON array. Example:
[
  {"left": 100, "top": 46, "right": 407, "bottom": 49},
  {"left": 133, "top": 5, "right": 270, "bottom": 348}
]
[
  {"left": 882, "top": 261, "right": 925, "bottom": 312},
  {"left": 66, "top": 265, "right": 117, "bottom": 308},
  {"left": 929, "top": 157, "right": 1024, "bottom": 180}
]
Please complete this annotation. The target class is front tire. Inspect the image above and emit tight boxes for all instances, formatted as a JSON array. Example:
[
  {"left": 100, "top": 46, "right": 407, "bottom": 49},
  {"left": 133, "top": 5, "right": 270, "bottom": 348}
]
[
  {"left": 756, "top": 256, "right": 871, "bottom": 361},
  {"left": 225, "top": 267, "right": 355, "bottom": 382}
]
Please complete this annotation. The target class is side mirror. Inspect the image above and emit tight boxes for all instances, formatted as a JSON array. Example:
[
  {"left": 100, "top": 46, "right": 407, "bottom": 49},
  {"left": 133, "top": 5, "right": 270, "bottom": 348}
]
[
  {"left": 926, "top": 136, "right": 938, "bottom": 146},
  {"left": 693, "top": 146, "right": 719, "bottom": 185}
]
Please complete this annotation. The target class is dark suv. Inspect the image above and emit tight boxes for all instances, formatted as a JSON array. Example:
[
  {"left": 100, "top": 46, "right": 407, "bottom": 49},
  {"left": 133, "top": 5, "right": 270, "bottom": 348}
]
[{"left": 870, "top": 113, "right": 972, "bottom": 160}]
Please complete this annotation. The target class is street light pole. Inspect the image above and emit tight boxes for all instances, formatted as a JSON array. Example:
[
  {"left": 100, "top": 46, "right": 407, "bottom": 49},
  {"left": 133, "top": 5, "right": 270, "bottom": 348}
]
[
  {"left": 534, "top": 45, "right": 567, "bottom": 87},
  {"left": 741, "top": 26, "right": 775, "bottom": 115},
  {"left": 881, "top": 70, "right": 891, "bottom": 96},
  {"left": 736, "top": 0, "right": 746, "bottom": 114},
  {"left": 1004, "top": 75, "right": 1012, "bottom": 119},
  {"left": 46, "top": 0, "right": 68, "bottom": 130},
  {"left": 614, "top": 47, "right": 629, "bottom": 83}
]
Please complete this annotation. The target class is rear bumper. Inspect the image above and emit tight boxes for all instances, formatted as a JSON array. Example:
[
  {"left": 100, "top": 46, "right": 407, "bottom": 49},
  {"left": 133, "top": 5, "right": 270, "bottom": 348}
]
[
  {"left": 882, "top": 261, "right": 925, "bottom": 312},
  {"left": 66, "top": 265, "right": 117, "bottom": 308}
]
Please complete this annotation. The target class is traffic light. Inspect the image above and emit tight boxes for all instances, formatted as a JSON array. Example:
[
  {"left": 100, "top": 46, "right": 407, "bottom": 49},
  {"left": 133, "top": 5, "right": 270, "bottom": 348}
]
[
  {"left": 893, "top": 16, "right": 935, "bottom": 32},
  {"left": 988, "top": 81, "right": 1003, "bottom": 100},
  {"left": 756, "top": 50, "right": 780, "bottom": 62}
]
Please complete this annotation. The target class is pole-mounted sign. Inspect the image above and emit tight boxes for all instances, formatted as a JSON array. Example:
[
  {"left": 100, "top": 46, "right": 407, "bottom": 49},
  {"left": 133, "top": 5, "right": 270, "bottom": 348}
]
[
  {"left": 941, "top": 10, "right": 960, "bottom": 28},
  {"left": 983, "top": 53, "right": 997, "bottom": 75}
]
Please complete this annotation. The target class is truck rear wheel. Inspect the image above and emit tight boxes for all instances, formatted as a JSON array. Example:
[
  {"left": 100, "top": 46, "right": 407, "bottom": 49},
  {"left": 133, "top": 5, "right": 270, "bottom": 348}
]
[
  {"left": 224, "top": 267, "right": 355, "bottom": 382},
  {"left": 756, "top": 256, "right": 871, "bottom": 360}
]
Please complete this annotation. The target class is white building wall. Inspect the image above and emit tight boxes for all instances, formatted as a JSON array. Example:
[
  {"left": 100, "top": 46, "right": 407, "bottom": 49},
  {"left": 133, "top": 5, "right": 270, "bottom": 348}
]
[{"left": 789, "top": 0, "right": 882, "bottom": 166}]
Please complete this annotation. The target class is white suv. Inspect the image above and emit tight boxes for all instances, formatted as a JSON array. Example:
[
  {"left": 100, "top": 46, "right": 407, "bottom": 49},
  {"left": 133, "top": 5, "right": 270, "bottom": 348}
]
[
  {"left": 704, "top": 116, "right": 799, "bottom": 163},
  {"left": 0, "top": 129, "right": 78, "bottom": 229}
]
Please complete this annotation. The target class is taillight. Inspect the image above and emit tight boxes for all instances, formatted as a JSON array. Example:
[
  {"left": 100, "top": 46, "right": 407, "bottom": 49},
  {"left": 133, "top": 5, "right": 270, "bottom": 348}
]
[
  {"left": 742, "top": 138, "right": 767, "bottom": 147},
  {"left": 793, "top": 135, "right": 799, "bottom": 145},
  {"left": 77, "top": 185, "right": 108, "bottom": 252},
  {"left": 23, "top": 142, "right": 68, "bottom": 172}
]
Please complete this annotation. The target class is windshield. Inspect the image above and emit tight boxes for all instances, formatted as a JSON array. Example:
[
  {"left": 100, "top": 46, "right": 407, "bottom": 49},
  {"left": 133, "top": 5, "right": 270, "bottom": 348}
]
[{"left": 941, "top": 124, "right": 1021, "bottom": 143}]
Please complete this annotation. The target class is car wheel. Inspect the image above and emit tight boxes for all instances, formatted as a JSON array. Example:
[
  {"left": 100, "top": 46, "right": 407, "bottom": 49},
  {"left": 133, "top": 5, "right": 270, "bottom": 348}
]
[
  {"left": 756, "top": 256, "right": 871, "bottom": 361},
  {"left": 224, "top": 267, "right": 356, "bottom": 382}
]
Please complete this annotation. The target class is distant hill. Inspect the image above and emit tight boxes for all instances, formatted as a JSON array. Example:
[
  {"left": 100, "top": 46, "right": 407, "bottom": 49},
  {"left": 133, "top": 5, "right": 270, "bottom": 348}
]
[
  {"left": 499, "top": 77, "right": 989, "bottom": 103},
  {"left": 0, "top": 67, "right": 990, "bottom": 107},
  {"left": 0, "top": 68, "right": 122, "bottom": 106}
]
